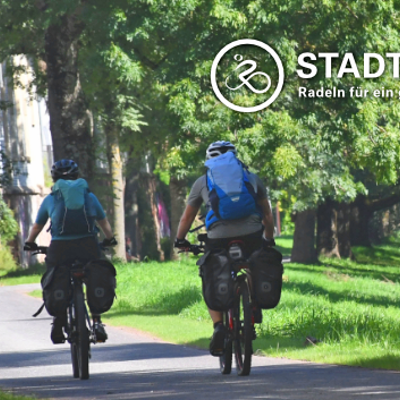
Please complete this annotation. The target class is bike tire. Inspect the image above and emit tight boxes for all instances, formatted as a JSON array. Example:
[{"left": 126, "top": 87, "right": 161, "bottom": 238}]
[
  {"left": 219, "top": 311, "right": 232, "bottom": 375},
  {"left": 69, "top": 309, "right": 79, "bottom": 378},
  {"left": 75, "top": 286, "right": 90, "bottom": 380},
  {"left": 233, "top": 281, "right": 253, "bottom": 376}
]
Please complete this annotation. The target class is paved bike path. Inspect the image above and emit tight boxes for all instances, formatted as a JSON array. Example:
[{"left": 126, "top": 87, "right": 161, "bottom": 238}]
[{"left": 1, "top": 284, "right": 400, "bottom": 400}]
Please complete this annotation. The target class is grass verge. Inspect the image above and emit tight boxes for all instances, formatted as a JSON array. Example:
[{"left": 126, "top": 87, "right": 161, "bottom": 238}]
[
  {"left": 0, "top": 391, "right": 39, "bottom": 400},
  {"left": 0, "top": 263, "right": 45, "bottom": 286}
]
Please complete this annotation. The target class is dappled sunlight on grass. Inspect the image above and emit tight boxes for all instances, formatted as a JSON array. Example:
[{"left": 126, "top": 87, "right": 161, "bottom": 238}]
[
  {"left": 275, "top": 235, "right": 292, "bottom": 257},
  {"left": 109, "top": 236, "right": 400, "bottom": 370}
]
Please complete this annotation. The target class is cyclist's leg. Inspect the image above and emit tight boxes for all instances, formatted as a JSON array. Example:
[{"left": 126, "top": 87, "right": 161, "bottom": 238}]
[
  {"left": 46, "top": 241, "right": 70, "bottom": 343},
  {"left": 74, "top": 237, "right": 109, "bottom": 342},
  {"left": 238, "top": 230, "right": 263, "bottom": 323},
  {"left": 203, "top": 237, "right": 230, "bottom": 356}
]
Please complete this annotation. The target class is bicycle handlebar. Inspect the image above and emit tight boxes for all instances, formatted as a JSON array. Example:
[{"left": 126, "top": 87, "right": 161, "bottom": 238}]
[
  {"left": 178, "top": 244, "right": 205, "bottom": 256},
  {"left": 28, "top": 246, "right": 48, "bottom": 255}
]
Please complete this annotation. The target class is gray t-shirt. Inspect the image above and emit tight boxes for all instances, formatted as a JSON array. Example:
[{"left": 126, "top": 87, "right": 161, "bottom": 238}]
[{"left": 187, "top": 173, "right": 268, "bottom": 239}]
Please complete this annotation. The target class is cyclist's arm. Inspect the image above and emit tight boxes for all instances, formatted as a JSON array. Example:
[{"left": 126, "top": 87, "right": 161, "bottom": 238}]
[
  {"left": 26, "top": 223, "right": 45, "bottom": 243},
  {"left": 259, "top": 198, "right": 274, "bottom": 239},
  {"left": 176, "top": 204, "right": 201, "bottom": 239},
  {"left": 97, "top": 218, "right": 114, "bottom": 240},
  {"left": 26, "top": 196, "right": 50, "bottom": 242},
  {"left": 90, "top": 194, "right": 114, "bottom": 240}
]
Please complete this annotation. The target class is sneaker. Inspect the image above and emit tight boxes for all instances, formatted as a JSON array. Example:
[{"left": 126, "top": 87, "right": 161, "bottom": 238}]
[
  {"left": 94, "top": 322, "right": 108, "bottom": 343},
  {"left": 209, "top": 323, "right": 226, "bottom": 357},
  {"left": 51, "top": 317, "right": 66, "bottom": 344}
]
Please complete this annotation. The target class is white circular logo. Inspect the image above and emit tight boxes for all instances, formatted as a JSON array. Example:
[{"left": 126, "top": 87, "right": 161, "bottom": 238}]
[{"left": 210, "top": 39, "right": 285, "bottom": 113}]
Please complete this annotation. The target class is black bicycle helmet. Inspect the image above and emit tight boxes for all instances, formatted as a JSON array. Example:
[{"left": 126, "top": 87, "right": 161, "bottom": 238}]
[{"left": 51, "top": 159, "right": 79, "bottom": 181}]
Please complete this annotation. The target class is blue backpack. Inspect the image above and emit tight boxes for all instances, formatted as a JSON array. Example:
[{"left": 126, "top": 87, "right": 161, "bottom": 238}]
[
  {"left": 205, "top": 152, "right": 260, "bottom": 230},
  {"left": 50, "top": 179, "right": 96, "bottom": 236}
]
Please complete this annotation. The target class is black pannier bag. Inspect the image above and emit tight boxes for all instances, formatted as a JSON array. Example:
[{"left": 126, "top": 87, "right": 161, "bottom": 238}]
[
  {"left": 41, "top": 265, "right": 72, "bottom": 317},
  {"left": 249, "top": 247, "right": 284, "bottom": 309},
  {"left": 84, "top": 260, "right": 117, "bottom": 315},
  {"left": 197, "top": 249, "right": 235, "bottom": 311}
]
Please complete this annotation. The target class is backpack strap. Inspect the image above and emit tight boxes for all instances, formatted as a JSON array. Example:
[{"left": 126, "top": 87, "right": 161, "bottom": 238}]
[{"left": 32, "top": 302, "right": 45, "bottom": 317}]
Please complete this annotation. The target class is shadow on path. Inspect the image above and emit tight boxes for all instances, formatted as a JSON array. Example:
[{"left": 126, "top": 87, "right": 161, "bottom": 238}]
[
  {"left": 1, "top": 362, "right": 400, "bottom": 400},
  {"left": 0, "top": 342, "right": 199, "bottom": 369}
]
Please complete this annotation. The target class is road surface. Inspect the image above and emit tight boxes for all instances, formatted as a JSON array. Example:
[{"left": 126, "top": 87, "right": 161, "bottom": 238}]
[{"left": 1, "top": 284, "right": 400, "bottom": 400}]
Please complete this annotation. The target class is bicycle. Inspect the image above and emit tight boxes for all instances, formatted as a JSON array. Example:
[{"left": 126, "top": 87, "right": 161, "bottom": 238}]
[
  {"left": 184, "top": 237, "right": 259, "bottom": 377},
  {"left": 30, "top": 247, "right": 99, "bottom": 380}
]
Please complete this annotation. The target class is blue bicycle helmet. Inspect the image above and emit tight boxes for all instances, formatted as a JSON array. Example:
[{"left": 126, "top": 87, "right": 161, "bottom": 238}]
[
  {"left": 51, "top": 159, "right": 79, "bottom": 181},
  {"left": 206, "top": 141, "right": 237, "bottom": 160}
]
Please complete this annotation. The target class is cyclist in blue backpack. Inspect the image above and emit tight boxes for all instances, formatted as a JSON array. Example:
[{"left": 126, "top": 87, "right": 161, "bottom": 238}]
[
  {"left": 24, "top": 159, "right": 117, "bottom": 344},
  {"left": 174, "top": 141, "right": 275, "bottom": 356}
]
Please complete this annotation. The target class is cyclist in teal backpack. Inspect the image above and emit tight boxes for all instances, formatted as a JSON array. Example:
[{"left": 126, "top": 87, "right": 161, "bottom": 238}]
[
  {"left": 174, "top": 141, "right": 275, "bottom": 356},
  {"left": 24, "top": 159, "right": 117, "bottom": 344}
]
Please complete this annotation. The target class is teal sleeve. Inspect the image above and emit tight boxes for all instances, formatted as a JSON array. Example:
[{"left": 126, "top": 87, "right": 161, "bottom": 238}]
[
  {"left": 90, "top": 193, "right": 106, "bottom": 220},
  {"left": 35, "top": 196, "right": 51, "bottom": 225}
]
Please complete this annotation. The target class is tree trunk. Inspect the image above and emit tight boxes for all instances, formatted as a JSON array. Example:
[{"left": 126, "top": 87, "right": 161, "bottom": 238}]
[
  {"left": 124, "top": 160, "right": 140, "bottom": 259},
  {"left": 317, "top": 199, "right": 340, "bottom": 258},
  {"left": 45, "top": 15, "right": 94, "bottom": 180},
  {"left": 169, "top": 177, "right": 187, "bottom": 260},
  {"left": 106, "top": 129, "right": 126, "bottom": 262},
  {"left": 137, "top": 172, "right": 164, "bottom": 261},
  {"left": 291, "top": 209, "right": 318, "bottom": 264},
  {"left": 337, "top": 203, "right": 353, "bottom": 259},
  {"left": 349, "top": 195, "right": 371, "bottom": 247}
]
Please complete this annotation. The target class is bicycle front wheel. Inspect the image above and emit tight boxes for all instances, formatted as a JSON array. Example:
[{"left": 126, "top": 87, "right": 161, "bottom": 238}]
[
  {"left": 219, "top": 311, "right": 232, "bottom": 374},
  {"left": 75, "top": 286, "right": 90, "bottom": 380},
  {"left": 233, "top": 281, "right": 253, "bottom": 376}
]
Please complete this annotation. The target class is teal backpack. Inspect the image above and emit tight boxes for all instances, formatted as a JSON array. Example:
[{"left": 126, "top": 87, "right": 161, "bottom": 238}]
[{"left": 50, "top": 179, "right": 96, "bottom": 236}]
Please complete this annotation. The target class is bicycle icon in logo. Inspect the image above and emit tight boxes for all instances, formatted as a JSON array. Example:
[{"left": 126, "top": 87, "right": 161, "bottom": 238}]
[
  {"left": 225, "top": 54, "right": 271, "bottom": 94},
  {"left": 211, "top": 39, "right": 285, "bottom": 113}
]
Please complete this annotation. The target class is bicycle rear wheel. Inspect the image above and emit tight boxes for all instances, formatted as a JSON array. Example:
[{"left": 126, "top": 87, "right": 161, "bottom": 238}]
[
  {"left": 69, "top": 308, "right": 79, "bottom": 378},
  {"left": 219, "top": 311, "right": 232, "bottom": 374},
  {"left": 75, "top": 286, "right": 90, "bottom": 380},
  {"left": 233, "top": 281, "right": 253, "bottom": 376}
]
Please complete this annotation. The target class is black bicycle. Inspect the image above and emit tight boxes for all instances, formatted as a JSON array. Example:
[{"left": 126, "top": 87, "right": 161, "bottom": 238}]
[
  {"left": 31, "top": 247, "right": 97, "bottom": 380},
  {"left": 185, "top": 238, "right": 258, "bottom": 376}
]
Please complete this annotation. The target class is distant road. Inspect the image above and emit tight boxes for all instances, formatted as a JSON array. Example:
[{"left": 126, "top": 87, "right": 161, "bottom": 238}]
[{"left": 1, "top": 284, "right": 400, "bottom": 400}]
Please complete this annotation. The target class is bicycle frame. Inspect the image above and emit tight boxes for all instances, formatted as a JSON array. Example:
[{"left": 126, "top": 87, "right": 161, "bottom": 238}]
[{"left": 67, "top": 267, "right": 94, "bottom": 343}]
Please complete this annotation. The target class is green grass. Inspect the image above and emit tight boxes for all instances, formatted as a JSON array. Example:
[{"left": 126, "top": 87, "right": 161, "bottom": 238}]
[
  {"left": 7, "top": 235, "right": 400, "bottom": 370},
  {"left": 274, "top": 234, "right": 292, "bottom": 257},
  {"left": 105, "top": 235, "right": 400, "bottom": 370},
  {"left": 0, "top": 263, "right": 45, "bottom": 286},
  {"left": 0, "top": 392, "right": 39, "bottom": 400}
]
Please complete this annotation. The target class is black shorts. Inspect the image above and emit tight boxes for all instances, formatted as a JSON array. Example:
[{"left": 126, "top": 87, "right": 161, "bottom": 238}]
[
  {"left": 45, "top": 236, "right": 101, "bottom": 270},
  {"left": 205, "top": 229, "right": 263, "bottom": 257}
]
